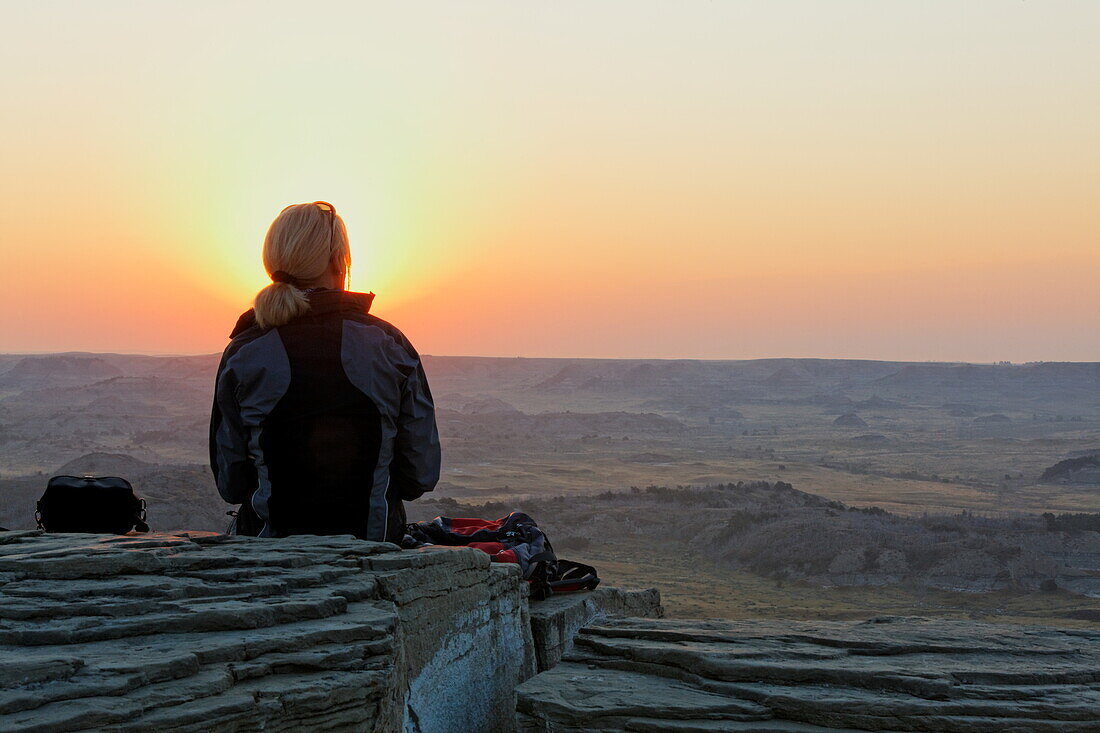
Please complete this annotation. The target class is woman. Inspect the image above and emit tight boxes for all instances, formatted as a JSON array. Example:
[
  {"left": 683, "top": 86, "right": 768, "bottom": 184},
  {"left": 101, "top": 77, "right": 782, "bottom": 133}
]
[{"left": 209, "top": 201, "right": 440, "bottom": 542}]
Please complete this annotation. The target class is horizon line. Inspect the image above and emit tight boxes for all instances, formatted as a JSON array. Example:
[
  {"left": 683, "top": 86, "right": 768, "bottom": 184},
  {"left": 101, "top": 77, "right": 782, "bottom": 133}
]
[{"left": 1, "top": 350, "right": 1097, "bottom": 367}]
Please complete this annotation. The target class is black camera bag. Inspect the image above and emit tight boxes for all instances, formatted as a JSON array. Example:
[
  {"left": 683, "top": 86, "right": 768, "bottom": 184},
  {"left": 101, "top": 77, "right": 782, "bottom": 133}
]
[{"left": 36, "top": 475, "right": 150, "bottom": 534}]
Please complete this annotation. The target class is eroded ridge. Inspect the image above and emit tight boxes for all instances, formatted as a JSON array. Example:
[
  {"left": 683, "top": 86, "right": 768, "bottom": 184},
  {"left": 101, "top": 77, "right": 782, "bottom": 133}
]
[
  {"left": 0, "top": 530, "right": 534, "bottom": 733},
  {"left": 516, "top": 616, "right": 1100, "bottom": 732}
]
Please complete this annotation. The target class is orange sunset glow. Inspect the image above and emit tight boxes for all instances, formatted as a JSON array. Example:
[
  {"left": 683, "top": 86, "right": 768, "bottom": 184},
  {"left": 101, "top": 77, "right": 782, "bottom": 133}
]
[{"left": 1, "top": 2, "right": 1097, "bottom": 361}]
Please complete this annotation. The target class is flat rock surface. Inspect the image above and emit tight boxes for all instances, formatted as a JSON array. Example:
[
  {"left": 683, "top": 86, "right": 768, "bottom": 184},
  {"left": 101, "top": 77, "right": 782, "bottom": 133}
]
[
  {"left": 516, "top": 616, "right": 1100, "bottom": 732},
  {"left": 0, "top": 530, "right": 534, "bottom": 733}
]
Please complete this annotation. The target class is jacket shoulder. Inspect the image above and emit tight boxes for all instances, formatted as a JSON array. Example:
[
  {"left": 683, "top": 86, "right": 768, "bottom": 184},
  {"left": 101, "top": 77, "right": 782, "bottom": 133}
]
[
  {"left": 345, "top": 313, "right": 420, "bottom": 359},
  {"left": 229, "top": 308, "right": 259, "bottom": 339}
]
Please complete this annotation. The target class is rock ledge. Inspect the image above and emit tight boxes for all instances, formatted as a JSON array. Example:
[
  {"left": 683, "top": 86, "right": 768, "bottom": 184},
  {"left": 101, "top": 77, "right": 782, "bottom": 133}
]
[{"left": 516, "top": 616, "right": 1100, "bottom": 732}]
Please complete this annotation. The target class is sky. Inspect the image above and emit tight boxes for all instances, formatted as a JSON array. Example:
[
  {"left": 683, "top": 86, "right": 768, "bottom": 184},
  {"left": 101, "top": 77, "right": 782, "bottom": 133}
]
[{"left": 0, "top": 1, "right": 1097, "bottom": 361}]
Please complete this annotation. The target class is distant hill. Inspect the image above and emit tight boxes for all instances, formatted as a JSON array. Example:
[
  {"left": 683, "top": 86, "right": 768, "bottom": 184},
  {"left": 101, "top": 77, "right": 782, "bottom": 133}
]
[
  {"left": 762, "top": 366, "right": 813, "bottom": 387},
  {"left": 459, "top": 397, "right": 522, "bottom": 415},
  {"left": 833, "top": 413, "right": 868, "bottom": 428},
  {"left": 875, "top": 362, "right": 1100, "bottom": 395},
  {"left": 55, "top": 452, "right": 152, "bottom": 476},
  {"left": 0, "top": 355, "right": 122, "bottom": 387},
  {"left": 1041, "top": 454, "right": 1100, "bottom": 485}
]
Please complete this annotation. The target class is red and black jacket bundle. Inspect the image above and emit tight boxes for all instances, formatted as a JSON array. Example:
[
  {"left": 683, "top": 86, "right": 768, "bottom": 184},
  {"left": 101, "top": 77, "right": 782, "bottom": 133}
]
[{"left": 402, "top": 511, "right": 598, "bottom": 599}]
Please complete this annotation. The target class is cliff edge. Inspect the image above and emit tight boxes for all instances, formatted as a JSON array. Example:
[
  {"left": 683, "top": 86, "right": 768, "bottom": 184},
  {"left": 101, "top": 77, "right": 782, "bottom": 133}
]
[{"left": 0, "top": 530, "right": 534, "bottom": 732}]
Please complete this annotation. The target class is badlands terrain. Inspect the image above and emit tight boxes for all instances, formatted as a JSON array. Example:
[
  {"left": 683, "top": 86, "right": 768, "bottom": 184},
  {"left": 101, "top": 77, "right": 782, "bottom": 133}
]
[{"left": 1, "top": 352, "right": 1098, "bottom": 622}]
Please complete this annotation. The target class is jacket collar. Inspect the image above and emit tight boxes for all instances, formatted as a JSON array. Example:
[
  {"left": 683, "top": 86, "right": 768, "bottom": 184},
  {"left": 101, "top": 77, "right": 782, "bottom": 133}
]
[
  {"left": 304, "top": 288, "right": 376, "bottom": 317},
  {"left": 229, "top": 289, "right": 375, "bottom": 339}
]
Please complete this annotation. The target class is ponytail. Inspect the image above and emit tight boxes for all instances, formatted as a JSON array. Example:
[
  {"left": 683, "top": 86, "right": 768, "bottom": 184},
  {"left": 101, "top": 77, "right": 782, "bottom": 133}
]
[
  {"left": 253, "top": 281, "right": 311, "bottom": 329},
  {"left": 251, "top": 202, "right": 352, "bottom": 329}
]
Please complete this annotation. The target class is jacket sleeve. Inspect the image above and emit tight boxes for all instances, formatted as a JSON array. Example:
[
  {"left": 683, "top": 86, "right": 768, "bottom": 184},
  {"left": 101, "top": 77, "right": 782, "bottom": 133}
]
[
  {"left": 389, "top": 355, "right": 441, "bottom": 501},
  {"left": 209, "top": 348, "right": 257, "bottom": 504}
]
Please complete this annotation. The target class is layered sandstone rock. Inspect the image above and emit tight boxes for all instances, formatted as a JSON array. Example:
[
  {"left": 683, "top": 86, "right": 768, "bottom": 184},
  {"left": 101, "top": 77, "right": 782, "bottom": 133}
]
[
  {"left": 0, "top": 530, "right": 535, "bottom": 733},
  {"left": 516, "top": 616, "right": 1100, "bottom": 732},
  {"left": 528, "top": 587, "right": 662, "bottom": 671}
]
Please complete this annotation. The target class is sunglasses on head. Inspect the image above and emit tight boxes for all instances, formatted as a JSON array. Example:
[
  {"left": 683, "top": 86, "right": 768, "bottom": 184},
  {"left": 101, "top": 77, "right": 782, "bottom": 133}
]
[
  {"left": 312, "top": 201, "right": 335, "bottom": 213},
  {"left": 280, "top": 201, "right": 336, "bottom": 214},
  {"left": 314, "top": 203, "right": 339, "bottom": 261},
  {"left": 280, "top": 201, "right": 338, "bottom": 244}
]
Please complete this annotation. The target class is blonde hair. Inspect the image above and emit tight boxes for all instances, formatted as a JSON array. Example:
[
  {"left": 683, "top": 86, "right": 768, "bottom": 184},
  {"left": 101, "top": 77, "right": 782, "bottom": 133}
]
[{"left": 253, "top": 202, "right": 351, "bottom": 329}]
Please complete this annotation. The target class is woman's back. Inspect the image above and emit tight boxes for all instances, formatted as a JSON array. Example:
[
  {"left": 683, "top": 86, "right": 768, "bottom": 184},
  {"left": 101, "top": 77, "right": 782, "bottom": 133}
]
[{"left": 209, "top": 203, "right": 440, "bottom": 541}]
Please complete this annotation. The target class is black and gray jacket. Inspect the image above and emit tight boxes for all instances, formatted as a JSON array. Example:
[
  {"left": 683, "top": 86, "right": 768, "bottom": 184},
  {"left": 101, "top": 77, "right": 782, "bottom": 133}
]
[{"left": 208, "top": 289, "right": 440, "bottom": 542}]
